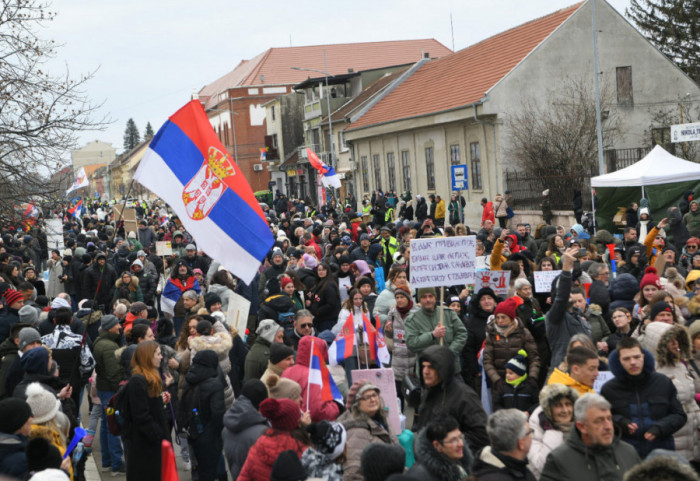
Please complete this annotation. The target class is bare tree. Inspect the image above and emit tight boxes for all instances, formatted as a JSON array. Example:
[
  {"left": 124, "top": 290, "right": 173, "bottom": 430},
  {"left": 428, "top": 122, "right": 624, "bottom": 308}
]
[{"left": 0, "top": 0, "right": 107, "bottom": 223}]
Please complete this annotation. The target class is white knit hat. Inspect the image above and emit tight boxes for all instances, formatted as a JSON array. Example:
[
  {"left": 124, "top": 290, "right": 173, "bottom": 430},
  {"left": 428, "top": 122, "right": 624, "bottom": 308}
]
[{"left": 25, "top": 383, "right": 60, "bottom": 424}]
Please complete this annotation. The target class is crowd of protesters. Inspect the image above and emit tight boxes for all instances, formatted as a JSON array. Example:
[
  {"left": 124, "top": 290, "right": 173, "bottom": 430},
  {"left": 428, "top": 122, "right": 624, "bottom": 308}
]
[{"left": 1, "top": 189, "right": 700, "bottom": 481}]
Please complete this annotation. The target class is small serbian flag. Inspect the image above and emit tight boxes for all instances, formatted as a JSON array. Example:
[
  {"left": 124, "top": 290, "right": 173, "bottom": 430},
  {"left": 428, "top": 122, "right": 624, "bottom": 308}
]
[
  {"left": 308, "top": 339, "right": 343, "bottom": 404},
  {"left": 328, "top": 315, "right": 356, "bottom": 366},
  {"left": 374, "top": 314, "right": 391, "bottom": 366},
  {"left": 134, "top": 100, "right": 274, "bottom": 284},
  {"left": 68, "top": 200, "right": 82, "bottom": 218},
  {"left": 306, "top": 148, "right": 341, "bottom": 189},
  {"left": 360, "top": 313, "right": 391, "bottom": 366}
]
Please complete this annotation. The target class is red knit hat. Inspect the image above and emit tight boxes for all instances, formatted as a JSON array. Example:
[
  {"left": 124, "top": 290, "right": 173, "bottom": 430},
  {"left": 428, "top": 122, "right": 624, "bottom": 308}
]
[
  {"left": 494, "top": 297, "right": 518, "bottom": 320},
  {"left": 640, "top": 266, "right": 662, "bottom": 290},
  {"left": 280, "top": 277, "right": 294, "bottom": 290},
  {"left": 259, "top": 397, "right": 301, "bottom": 431},
  {"left": 4, "top": 289, "right": 23, "bottom": 307}
]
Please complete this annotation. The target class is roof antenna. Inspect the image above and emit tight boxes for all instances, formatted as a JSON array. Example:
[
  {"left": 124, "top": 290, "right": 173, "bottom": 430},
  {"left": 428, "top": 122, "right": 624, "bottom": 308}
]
[
  {"left": 450, "top": 12, "right": 455, "bottom": 52},
  {"left": 289, "top": 33, "right": 292, "bottom": 47}
]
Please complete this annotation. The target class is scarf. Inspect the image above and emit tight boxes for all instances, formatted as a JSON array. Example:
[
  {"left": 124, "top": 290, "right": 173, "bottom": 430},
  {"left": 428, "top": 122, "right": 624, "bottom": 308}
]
[
  {"left": 506, "top": 373, "right": 527, "bottom": 387},
  {"left": 397, "top": 299, "right": 413, "bottom": 317}
]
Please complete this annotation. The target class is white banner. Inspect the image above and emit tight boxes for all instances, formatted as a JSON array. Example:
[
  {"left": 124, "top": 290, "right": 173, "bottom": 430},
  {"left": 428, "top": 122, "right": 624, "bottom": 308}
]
[
  {"left": 410, "top": 236, "right": 476, "bottom": 288},
  {"left": 226, "top": 292, "right": 251, "bottom": 340},
  {"left": 474, "top": 270, "right": 511, "bottom": 297},
  {"left": 534, "top": 270, "right": 562, "bottom": 293},
  {"left": 671, "top": 122, "right": 700, "bottom": 143},
  {"left": 45, "top": 219, "right": 64, "bottom": 256}
]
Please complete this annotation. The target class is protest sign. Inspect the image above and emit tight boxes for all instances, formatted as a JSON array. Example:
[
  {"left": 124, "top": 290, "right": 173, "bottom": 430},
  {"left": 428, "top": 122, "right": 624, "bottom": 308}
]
[
  {"left": 410, "top": 236, "right": 476, "bottom": 288},
  {"left": 474, "top": 270, "right": 511, "bottom": 297},
  {"left": 45, "top": 219, "right": 64, "bottom": 256},
  {"left": 352, "top": 368, "right": 401, "bottom": 434},
  {"left": 156, "top": 241, "right": 172, "bottom": 256},
  {"left": 593, "top": 371, "right": 615, "bottom": 394},
  {"left": 226, "top": 292, "right": 251, "bottom": 340},
  {"left": 534, "top": 270, "right": 562, "bottom": 293}
]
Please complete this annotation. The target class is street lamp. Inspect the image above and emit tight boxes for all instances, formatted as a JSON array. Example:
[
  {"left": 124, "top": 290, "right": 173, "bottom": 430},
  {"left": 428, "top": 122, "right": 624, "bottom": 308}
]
[{"left": 291, "top": 51, "right": 335, "bottom": 170}]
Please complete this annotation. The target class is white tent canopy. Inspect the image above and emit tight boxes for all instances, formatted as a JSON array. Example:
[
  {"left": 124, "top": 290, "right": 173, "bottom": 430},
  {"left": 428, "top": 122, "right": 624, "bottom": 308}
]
[{"left": 591, "top": 145, "right": 700, "bottom": 188}]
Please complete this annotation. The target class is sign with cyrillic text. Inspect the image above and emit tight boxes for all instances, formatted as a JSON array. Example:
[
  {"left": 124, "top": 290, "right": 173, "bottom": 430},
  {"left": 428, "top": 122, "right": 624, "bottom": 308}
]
[
  {"left": 410, "top": 236, "right": 476, "bottom": 288},
  {"left": 534, "top": 270, "right": 562, "bottom": 293}
]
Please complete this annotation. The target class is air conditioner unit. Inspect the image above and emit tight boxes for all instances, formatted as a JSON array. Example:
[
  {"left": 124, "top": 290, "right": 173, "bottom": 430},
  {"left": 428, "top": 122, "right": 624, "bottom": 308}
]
[{"left": 253, "top": 164, "right": 264, "bottom": 172}]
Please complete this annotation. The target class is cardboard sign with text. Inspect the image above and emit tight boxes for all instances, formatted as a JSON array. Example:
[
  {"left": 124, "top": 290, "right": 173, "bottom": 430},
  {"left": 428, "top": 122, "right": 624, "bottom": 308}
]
[
  {"left": 226, "top": 292, "right": 251, "bottom": 340},
  {"left": 534, "top": 270, "right": 562, "bottom": 293},
  {"left": 474, "top": 270, "right": 511, "bottom": 297},
  {"left": 351, "top": 368, "right": 400, "bottom": 434},
  {"left": 409, "top": 236, "right": 476, "bottom": 288},
  {"left": 156, "top": 241, "right": 173, "bottom": 256},
  {"left": 113, "top": 205, "right": 138, "bottom": 236}
]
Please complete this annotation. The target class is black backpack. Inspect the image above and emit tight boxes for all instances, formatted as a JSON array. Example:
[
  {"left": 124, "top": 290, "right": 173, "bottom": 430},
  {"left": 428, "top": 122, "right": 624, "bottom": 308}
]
[
  {"left": 106, "top": 380, "right": 129, "bottom": 436},
  {"left": 175, "top": 384, "right": 201, "bottom": 440}
]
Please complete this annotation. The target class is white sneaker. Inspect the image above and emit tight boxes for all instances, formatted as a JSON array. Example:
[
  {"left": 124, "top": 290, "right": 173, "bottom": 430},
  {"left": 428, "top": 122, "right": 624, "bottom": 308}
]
[{"left": 183, "top": 461, "right": 191, "bottom": 471}]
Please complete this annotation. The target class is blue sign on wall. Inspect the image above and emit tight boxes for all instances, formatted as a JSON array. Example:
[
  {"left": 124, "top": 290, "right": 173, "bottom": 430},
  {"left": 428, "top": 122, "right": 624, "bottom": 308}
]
[{"left": 451, "top": 165, "right": 468, "bottom": 190}]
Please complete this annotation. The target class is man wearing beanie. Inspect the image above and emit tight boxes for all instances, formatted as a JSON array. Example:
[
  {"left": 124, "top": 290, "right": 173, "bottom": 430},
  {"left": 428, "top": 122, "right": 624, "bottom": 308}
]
[
  {"left": 92, "top": 315, "right": 125, "bottom": 472},
  {"left": 0, "top": 397, "right": 33, "bottom": 479},
  {"left": 244, "top": 319, "right": 283, "bottom": 382},
  {"left": 405, "top": 286, "right": 467, "bottom": 374},
  {"left": 222, "top": 379, "right": 269, "bottom": 480},
  {"left": 261, "top": 342, "right": 295, "bottom": 385},
  {"left": 0, "top": 323, "right": 31, "bottom": 398},
  {"left": 2, "top": 327, "right": 43, "bottom": 399},
  {"left": 0, "top": 289, "right": 26, "bottom": 343},
  {"left": 545, "top": 247, "right": 594, "bottom": 367}
]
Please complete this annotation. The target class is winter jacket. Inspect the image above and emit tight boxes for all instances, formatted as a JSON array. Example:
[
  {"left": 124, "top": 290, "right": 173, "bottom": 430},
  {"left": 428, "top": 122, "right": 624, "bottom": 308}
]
[
  {"left": 83, "top": 262, "right": 118, "bottom": 309},
  {"left": 93, "top": 330, "right": 124, "bottom": 392},
  {"left": 0, "top": 338, "right": 19, "bottom": 399},
  {"left": 243, "top": 337, "right": 272, "bottom": 382},
  {"left": 189, "top": 331, "right": 234, "bottom": 408},
  {"left": 0, "top": 308, "right": 20, "bottom": 344},
  {"left": 258, "top": 262, "right": 287, "bottom": 300},
  {"left": 307, "top": 282, "right": 341, "bottom": 332},
  {"left": 587, "top": 280, "right": 610, "bottom": 320},
  {"left": 386, "top": 304, "right": 418, "bottom": 382},
  {"left": 137, "top": 226, "right": 157, "bottom": 250},
  {"left": 545, "top": 271, "right": 592, "bottom": 367},
  {"left": 416, "top": 197, "right": 428, "bottom": 222},
  {"left": 482, "top": 201, "right": 496, "bottom": 225},
  {"left": 113, "top": 276, "right": 143, "bottom": 303},
  {"left": 0, "top": 432, "right": 27, "bottom": 479},
  {"left": 132, "top": 269, "right": 156, "bottom": 306},
  {"left": 435, "top": 199, "right": 446, "bottom": 221},
  {"left": 540, "top": 425, "right": 640, "bottom": 481},
  {"left": 670, "top": 207, "right": 691, "bottom": 246},
  {"left": 300, "top": 447, "right": 343, "bottom": 481},
  {"left": 493, "top": 379, "right": 539, "bottom": 413},
  {"left": 494, "top": 195, "right": 508, "bottom": 218},
  {"left": 222, "top": 395, "right": 268, "bottom": 479},
  {"left": 338, "top": 409, "right": 397, "bottom": 481},
  {"left": 585, "top": 304, "right": 611, "bottom": 343},
  {"left": 372, "top": 282, "right": 396, "bottom": 324},
  {"left": 546, "top": 368, "right": 594, "bottom": 397},
  {"left": 257, "top": 294, "right": 297, "bottom": 325},
  {"left": 47, "top": 258, "right": 64, "bottom": 300},
  {"left": 184, "top": 350, "right": 227, "bottom": 481},
  {"left": 527, "top": 406, "right": 566, "bottom": 480},
  {"left": 463, "top": 301, "right": 494, "bottom": 387},
  {"left": 600, "top": 348, "right": 686, "bottom": 458},
  {"left": 406, "top": 427, "right": 473, "bottom": 481},
  {"left": 483, "top": 319, "right": 540, "bottom": 384},
  {"left": 208, "top": 283, "right": 234, "bottom": 313},
  {"left": 123, "top": 374, "right": 169, "bottom": 481},
  {"left": 683, "top": 209, "right": 700, "bottom": 238},
  {"left": 414, "top": 346, "right": 489, "bottom": 453},
  {"left": 608, "top": 273, "right": 640, "bottom": 312},
  {"left": 282, "top": 336, "right": 340, "bottom": 422},
  {"left": 516, "top": 295, "right": 550, "bottom": 384},
  {"left": 405, "top": 306, "right": 467, "bottom": 374},
  {"left": 471, "top": 446, "right": 536, "bottom": 481},
  {"left": 238, "top": 430, "right": 307, "bottom": 481}
]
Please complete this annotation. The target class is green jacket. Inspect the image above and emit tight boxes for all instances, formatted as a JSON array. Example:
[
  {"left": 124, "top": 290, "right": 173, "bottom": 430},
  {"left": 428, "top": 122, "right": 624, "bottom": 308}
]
[
  {"left": 405, "top": 306, "right": 467, "bottom": 373},
  {"left": 683, "top": 210, "right": 700, "bottom": 237},
  {"left": 93, "top": 330, "right": 125, "bottom": 392}
]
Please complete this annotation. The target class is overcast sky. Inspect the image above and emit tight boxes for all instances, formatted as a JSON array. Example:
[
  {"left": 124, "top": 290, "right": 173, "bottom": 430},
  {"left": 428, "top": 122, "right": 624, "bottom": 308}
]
[{"left": 44, "top": 0, "right": 631, "bottom": 160}]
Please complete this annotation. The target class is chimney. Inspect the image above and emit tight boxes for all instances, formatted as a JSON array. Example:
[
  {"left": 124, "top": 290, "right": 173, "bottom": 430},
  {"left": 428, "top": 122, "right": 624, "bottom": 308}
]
[
  {"left": 348, "top": 68, "right": 354, "bottom": 73},
  {"left": 423, "top": 52, "right": 430, "bottom": 59}
]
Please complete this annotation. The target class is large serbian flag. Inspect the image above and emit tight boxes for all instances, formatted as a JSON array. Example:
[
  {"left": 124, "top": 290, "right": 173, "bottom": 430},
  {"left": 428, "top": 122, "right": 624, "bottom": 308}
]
[
  {"left": 134, "top": 100, "right": 274, "bottom": 284},
  {"left": 306, "top": 148, "right": 341, "bottom": 189},
  {"left": 307, "top": 339, "right": 343, "bottom": 408}
]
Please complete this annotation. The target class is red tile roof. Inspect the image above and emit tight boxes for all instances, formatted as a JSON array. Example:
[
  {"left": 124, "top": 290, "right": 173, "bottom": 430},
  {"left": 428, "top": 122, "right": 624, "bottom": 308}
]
[
  {"left": 198, "top": 39, "right": 452, "bottom": 107},
  {"left": 346, "top": 3, "right": 582, "bottom": 132}
]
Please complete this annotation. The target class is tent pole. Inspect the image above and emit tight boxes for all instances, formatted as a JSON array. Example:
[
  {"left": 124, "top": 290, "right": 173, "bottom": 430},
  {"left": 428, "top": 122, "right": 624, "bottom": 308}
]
[
  {"left": 642, "top": 184, "right": 646, "bottom": 199},
  {"left": 591, "top": 186, "right": 597, "bottom": 235}
]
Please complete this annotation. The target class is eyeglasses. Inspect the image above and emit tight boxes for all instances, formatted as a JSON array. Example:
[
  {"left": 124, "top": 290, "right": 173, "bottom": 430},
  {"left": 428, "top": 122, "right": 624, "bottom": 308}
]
[
  {"left": 359, "top": 392, "right": 379, "bottom": 402},
  {"left": 688, "top": 245, "right": 698, "bottom": 249},
  {"left": 441, "top": 434, "right": 466, "bottom": 445},
  {"left": 299, "top": 323, "right": 313, "bottom": 329}
]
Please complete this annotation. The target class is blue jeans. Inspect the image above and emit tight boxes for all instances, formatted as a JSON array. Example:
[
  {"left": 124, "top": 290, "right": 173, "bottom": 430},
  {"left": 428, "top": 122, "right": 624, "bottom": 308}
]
[{"left": 97, "top": 390, "right": 124, "bottom": 470}]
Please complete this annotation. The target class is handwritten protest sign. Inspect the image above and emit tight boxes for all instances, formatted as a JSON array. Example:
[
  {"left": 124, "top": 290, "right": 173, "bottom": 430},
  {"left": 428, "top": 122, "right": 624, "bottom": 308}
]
[
  {"left": 352, "top": 368, "right": 400, "bottom": 434},
  {"left": 226, "top": 292, "right": 251, "bottom": 340},
  {"left": 474, "top": 270, "right": 511, "bottom": 297},
  {"left": 534, "top": 270, "right": 562, "bottom": 293},
  {"left": 410, "top": 236, "right": 476, "bottom": 288},
  {"left": 156, "top": 241, "right": 172, "bottom": 256}
]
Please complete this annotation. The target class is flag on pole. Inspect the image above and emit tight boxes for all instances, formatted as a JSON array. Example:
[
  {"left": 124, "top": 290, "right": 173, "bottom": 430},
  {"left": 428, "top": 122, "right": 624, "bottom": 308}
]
[
  {"left": 133, "top": 100, "right": 274, "bottom": 284},
  {"left": 66, "top": 167, "right": 89, "bottom": 195},
  {"left": 308, "top": 339, "right": 343, "bottom": 406},
  {"left": 68, "top": 200, "right": 83, "bottom": 218},
  {"left": 374, "top": 314, "right": 391, "bottom": 366},
  {"left": 306, "top": 148, "right": 341, "bottom": 189},
  {"left": 328, "top": 315, "right": 355, "bottom": 366}
]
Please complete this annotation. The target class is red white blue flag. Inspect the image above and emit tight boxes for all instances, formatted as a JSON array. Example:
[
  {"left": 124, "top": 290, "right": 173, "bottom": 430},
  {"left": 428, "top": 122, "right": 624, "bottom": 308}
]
[
  {"left": 306, "top": 148, "right": 341, "bottom": 189},
  {"left": 68, "top": 200, "right": 83, "bottom": 218},
  {"left": 328, "top": 315, "right": 356, "bottom": 366},
  {"left": 308, "top": 339, "right": 343, "bottom": 406},
  {"left": 361, "top": 314, "right": 391, "bottom": 366},
  {"left": 134, "top": 100, "right": 274, "bottom": 284}
]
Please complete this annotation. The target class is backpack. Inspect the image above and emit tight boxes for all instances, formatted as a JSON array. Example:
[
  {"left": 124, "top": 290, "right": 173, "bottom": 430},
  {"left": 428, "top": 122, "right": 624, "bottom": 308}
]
[
  {"left": 106, "top": 380, "right": 129, "bottom": 436},
  {"left": 175, "top": 384, "right": 202, "bottom": 440}
]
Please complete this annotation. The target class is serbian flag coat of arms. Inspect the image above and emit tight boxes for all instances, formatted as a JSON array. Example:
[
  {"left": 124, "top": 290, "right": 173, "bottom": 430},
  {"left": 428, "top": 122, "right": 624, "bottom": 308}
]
[{"left": 134, "top": 100, "right": 273, "bottom": 284}]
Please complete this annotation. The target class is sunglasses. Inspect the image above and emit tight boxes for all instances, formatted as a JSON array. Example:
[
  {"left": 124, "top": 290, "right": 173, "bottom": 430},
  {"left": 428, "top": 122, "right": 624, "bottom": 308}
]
[{"left": 299, "top": 323, "right": 313, "bottom": 328}]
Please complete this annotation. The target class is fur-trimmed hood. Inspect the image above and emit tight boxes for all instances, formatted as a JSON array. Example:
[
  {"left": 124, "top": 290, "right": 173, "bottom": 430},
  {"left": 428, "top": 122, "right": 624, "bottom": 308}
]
[
  {"left": 656, "top": 324, "right": 691, "bottom": 367},
  {"left": 115, "top": 276, "right": 139, "bottom": 289},
  {"left": 189, "top": 330, "right": 233, "bottom": 361},
  {"left": 412, "top": 427, "right": 473, "bottom": 480},
  {"left": 538, "top": 383, "right": 579, "bottom": 423}
]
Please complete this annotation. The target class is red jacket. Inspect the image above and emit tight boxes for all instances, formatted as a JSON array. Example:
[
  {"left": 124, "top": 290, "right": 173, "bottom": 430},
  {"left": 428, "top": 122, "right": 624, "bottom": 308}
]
[
  {"left": 482, "top": 201, "right": 495, "bottom": 225},
  {"left": 238, "top": 430, "right": 307, "bottom": 481},
  {"left": 305, "top": 239, "right": 322, "bottom": 259},
  {"left": 282, "top": 336, "right": 340, "bottom": 423}
]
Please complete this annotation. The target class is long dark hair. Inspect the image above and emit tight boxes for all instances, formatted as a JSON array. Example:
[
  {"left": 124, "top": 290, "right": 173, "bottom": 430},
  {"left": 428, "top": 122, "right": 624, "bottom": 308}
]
[{"left": 312, "top": 262, "right": 338, "bottom": 295}]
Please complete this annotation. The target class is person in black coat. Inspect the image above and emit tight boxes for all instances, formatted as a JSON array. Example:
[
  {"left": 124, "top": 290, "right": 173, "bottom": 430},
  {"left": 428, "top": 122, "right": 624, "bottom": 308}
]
[
  {"left": 306, "top": 263, "right": 341, "bottom": 332},
  {"left": 83, "top": 253, "right": 117, "bottom": 312},
  {"left": 123, "top": 341, "right": 169, "bottom": 481},
  {"left": 415, "top": 196, "right": 428, "bottom": 223},
  {"left": 407, "top": 417, "right": 474, "bottom": 481},
  {"left": 184, "top": 350, "right": 227, "bottom": 481},
  {"left": 462, "top": 288, "right": 498, "bottom": 389},
  {"left": 573, "top": 190, "right": 583, "bottom": 225}
]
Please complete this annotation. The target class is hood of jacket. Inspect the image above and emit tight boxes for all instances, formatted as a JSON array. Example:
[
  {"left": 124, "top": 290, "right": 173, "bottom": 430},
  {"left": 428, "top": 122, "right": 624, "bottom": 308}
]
[
  {"left": 223, "top": 395, "right": 268, "bottom": 434},
  {"left": 185, "top": 350, "right": 220, "bottom": 385},
  {"left": 624, "top": 246, "right": 643, "bottom": 264},
  {"left": 656, "top": 324, "right": 691, "bottom": 367},
  {"left": 115, "top": 276, "right": 139, "bottom": 289},
  {"left": 571, "top": 224, "right": 584, "bottom": 236},
  {"left": 352, "top": 260, "right": 371, "bottom": 277},
  {"left": 669, "top": 206, "right": 683, "bottom": 225},
  {"left": 419, "top": 345, "right": 455, "bottom": 387},
  {"left": 20, "top": 346, "right": 49, "bottom": 375},
  {"left": 295, "top": 336, "right": 328, "bottom": 368},
  {"left": 608, "top": 346, "right": 655, "bottom": 381},
  {"left": 609, "top": 273, "right": 640, "bottom": 302},
  {"left": 414, "top": 427, "right": 473, "bottom": 478},
  {"left": 189, "top": 331, "right": 233, "bottom": 359}
]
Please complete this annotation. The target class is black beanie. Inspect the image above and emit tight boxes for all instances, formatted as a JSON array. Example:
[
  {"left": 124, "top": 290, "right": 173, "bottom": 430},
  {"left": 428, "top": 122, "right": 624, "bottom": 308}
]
[
  {"left": 204, "top": 293, "right": 222, "bottom": 311},
  {"left": 0, "top": 397, "right": 33, "bottom": 434},
  {"left": 361, "top": 444, "right": 406, "bottom": 481},
  {"left": 26, "top": 437, "right": 63, "bottom": 473},
  {"left": 269, "top": 342, "right": 294, "bottom": 365},
  {"left": 270, "top": 450, "right": 306, "bottom": 481},
  {"left": 240, "top": 379, "right": 268, "bottom": 410}
]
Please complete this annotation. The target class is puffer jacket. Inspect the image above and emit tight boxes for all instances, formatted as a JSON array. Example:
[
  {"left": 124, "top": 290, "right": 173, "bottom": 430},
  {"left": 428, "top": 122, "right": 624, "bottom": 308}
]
[
  {"left": 655, "top": 324, "right": 700, "bottom": 461},
  {"left": 238, "top": 430, "right": 307, "bottom": 481},
  {"left": 189, "top": 331, "right": 234, "bottom": 408},
  {"left": 463, "top": 300, "right": 495, "bottom": 387},
  {"left": 482, "top": 319, "right": 540, "bottom": 384},
  {"left": 527, "top": 405, "right": 566, "bottom": 480},
  {"left": 0, "top": 432, "right": 27, "bottom": 479},
  {"left": 113, "top": 276, "right": 143, "bottom": 303},
  {"left": 222, "top": 395, "right": 269, "bottom": 480},
  {"left": 608, "top": 273, "right": 640, "bottom": 312},
  {"left": 372, "top": 283, "right": 396, "bottom": 324},
  {"left": 585, "top": 304, "right": 611, "bottom": 343},
  {"left": 386, "top": 304, "right": 419, "bottom": 382},
  {"left": 494, "top": 195, "right": 508, "bottom": 218},
  {"left": 338, "top": 409, "right": 397, "bottom": 481},
  {"left": 600, "top": 347, "right": 686, "bottom": 459},
  {"left": 540, "top": 425, "right": 639, "bottom": 481},
  {"left": 282, "top": 336, "right": 340, "bottom": 422},
  {"left": 406, "top": 426, "right": 473, "bottom": 481},
  {"left": 413, "top": 346, "right": 489, "bottom": 453}
]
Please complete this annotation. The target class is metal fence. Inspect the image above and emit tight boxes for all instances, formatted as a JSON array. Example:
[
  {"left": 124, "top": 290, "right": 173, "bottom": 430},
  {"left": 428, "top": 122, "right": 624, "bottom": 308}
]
[{"left": 504, "top": 169, "right": 595, "bottom": 211}]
